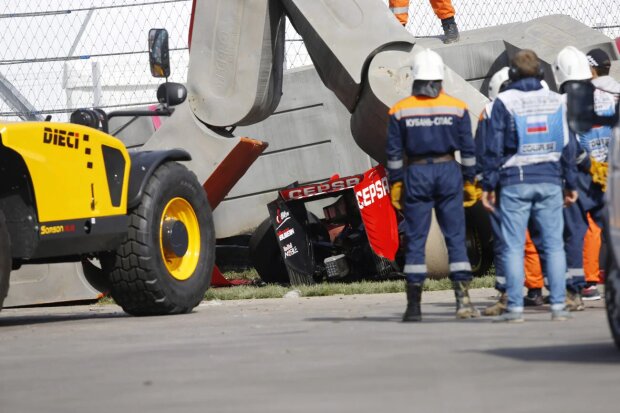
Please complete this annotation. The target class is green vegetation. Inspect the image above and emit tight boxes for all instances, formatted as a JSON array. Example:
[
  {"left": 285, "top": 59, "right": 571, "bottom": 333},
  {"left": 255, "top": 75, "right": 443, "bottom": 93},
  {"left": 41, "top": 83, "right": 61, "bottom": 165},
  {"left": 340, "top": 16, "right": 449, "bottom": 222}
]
[
  {"left": 203, "top": 274, "right": 495, "bottom": 301},
  {"left": 222, "top": 268, "right": 260, "bottom": 281},
  {"left": 99, "top": 268, "right": 495, "bottom": 304}
]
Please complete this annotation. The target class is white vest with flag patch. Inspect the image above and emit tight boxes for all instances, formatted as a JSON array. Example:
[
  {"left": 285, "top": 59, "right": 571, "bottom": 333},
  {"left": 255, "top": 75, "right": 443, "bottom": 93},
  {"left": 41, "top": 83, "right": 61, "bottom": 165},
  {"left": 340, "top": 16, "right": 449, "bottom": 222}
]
[
  {"left": 497, "top": 88, "right": 568, "bottom": 169},
  {"left": 578, "top": 88, "right": 616, "bottom": 162}
]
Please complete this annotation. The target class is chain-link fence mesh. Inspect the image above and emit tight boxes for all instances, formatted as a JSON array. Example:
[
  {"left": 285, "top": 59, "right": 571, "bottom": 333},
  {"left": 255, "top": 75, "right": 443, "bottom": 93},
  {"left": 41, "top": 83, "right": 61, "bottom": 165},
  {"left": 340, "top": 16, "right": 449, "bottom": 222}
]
[
  {"left": 405, "top": 0, "right": 620, "bottom": 39},
  {"left": 1, "top": 0, "right": 619, "bottom": 122}
]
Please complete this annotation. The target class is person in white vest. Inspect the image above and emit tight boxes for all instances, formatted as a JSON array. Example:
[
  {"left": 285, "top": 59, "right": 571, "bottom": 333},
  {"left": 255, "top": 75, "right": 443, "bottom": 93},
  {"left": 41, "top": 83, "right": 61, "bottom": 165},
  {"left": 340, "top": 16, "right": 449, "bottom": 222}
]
[{"left": 480, "top": 49, "right": 578, "bottom": 322}]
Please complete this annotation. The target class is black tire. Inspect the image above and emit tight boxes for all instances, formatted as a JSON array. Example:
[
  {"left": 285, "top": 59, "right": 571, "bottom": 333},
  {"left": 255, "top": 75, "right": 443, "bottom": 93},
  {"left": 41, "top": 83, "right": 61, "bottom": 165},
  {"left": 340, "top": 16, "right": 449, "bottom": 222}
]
[
  {"left": 104, "top": 162, "right": 215, "bottom": 316},
  {"left": 605, "top": 246, "right": 620, "bottom": 349},
  {"left": 288, "top": 268, "right": 314, "bottom": 286},
  {"left": 249, "top": 218, "right": 289, "bottom": 284},
  {"left": 81, "top": 258, "right": 112, "bottom": 294},
  {"left": 0, "top": 211, "right": 11, "bottom": 311},
  {"left": 465, "top": 202, "right": 494, "bottom": 277}
]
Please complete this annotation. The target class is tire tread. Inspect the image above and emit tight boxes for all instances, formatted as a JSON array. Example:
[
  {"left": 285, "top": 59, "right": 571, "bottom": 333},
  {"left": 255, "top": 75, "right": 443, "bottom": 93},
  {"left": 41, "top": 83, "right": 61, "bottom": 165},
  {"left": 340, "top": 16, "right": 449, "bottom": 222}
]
[{"left": 104, "top": 162, "right": 214, "bottom": 316}]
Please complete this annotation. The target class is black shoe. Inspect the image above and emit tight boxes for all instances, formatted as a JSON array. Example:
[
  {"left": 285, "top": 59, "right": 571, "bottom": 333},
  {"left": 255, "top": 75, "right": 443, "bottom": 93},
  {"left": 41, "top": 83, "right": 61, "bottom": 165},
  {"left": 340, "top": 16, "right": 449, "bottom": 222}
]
[
  {"left": 403, "top": 283, "right": 422, "bottom": 322},
  {"left": 582, "top": 285, "right": 602, "bottom": 301},
  {"left": 524, "top": 288, "right": 544, "bottom": 307},
  {"left": 441, "top": 19, "right": 460, "bottom": 44},
  {"left": 524, "top": 294, "right": 544, "bottom": 306}
]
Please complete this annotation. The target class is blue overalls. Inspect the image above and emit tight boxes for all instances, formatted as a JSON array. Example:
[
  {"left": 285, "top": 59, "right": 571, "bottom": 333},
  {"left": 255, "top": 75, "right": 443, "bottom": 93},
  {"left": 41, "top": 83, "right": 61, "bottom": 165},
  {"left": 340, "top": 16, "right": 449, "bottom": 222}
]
[
  {"left": 386, "top": 90, "right": 476, "bottom": 284},
  {"left": 564, "top": 90, "right": 615, "bottom": 292},
  {"left": 475, "top": 102, "right": 507, "bottom": 290}
]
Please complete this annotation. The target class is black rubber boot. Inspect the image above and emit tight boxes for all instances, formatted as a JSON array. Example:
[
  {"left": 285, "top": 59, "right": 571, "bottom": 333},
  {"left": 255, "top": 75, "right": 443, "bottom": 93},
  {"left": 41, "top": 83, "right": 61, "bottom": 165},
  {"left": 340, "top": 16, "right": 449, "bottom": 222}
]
[
  {"left": 453, "top": 281, "right": 480, "bottom": 319},
  {"left": 403, "top": 283, "right": 422, "bottom": 322},
  {"left": 441, "top": 17, "right": 460, "bottom": 44}
]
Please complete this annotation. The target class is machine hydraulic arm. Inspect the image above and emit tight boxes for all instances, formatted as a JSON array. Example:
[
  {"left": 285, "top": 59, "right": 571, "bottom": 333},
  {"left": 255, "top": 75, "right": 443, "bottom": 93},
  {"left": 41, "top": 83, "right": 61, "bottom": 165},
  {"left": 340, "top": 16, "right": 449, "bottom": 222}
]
[{"left": 145, "top": 0, "right": 486, "bottom": 179}]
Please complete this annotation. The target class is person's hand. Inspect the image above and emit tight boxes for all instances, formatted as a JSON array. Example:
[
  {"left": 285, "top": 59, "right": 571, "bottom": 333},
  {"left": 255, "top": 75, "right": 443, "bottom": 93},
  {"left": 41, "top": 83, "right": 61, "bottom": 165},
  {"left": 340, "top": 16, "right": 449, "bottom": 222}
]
[
  {"left": 481, "top": 191, "right": 496, "bottom": 212},
  {"left": 563, "top": 189, "right": 578, "bottom": 207},
  {"left": 463, "top": 180, "right": 482, "bottom": 208},
  {"left": 390, "top": 181, "right": 403, "bottom": 211}
]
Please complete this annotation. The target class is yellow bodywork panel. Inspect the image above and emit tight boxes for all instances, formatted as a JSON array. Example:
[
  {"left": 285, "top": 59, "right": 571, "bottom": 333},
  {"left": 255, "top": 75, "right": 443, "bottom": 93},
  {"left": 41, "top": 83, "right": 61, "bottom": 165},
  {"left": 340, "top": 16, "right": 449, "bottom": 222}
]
[{"left": 0, "top": 122, "right": 130, "bottom": 222}]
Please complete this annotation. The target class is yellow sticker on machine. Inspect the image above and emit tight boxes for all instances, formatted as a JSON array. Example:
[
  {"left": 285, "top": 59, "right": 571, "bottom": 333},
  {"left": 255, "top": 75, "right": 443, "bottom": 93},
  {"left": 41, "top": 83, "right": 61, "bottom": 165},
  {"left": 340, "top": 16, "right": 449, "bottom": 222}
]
[
  {"left": 40, "top": 223, "right": 77, "bottom": 236},
  {"left": 0, "top": 121, "right": 130, "bottom": 222},
  {"left": 40, "top": 225, "right": 65, "bottom": 235},
  {"left": 42, "top": 127, "right": 82, "bottom": 150}
]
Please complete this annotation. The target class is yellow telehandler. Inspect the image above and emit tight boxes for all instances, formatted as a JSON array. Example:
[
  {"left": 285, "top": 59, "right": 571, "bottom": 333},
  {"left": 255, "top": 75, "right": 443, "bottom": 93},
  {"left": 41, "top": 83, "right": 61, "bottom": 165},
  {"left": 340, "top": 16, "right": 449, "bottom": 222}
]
[{"left": 0, "top": 29, "right": 217, "bottom": 316}]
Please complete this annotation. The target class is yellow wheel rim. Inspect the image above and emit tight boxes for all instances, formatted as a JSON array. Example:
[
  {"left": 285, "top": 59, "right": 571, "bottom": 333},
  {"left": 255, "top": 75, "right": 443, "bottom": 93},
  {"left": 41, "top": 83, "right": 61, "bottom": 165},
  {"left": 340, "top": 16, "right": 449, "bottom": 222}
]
[{"left": 159, "top": 197, "right": 200, "bottom": 281}]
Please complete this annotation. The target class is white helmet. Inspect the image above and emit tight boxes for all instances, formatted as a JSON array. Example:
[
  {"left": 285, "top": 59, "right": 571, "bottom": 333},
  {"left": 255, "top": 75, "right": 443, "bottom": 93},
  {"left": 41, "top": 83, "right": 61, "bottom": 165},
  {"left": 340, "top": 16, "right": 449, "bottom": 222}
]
[
  {"left": 412, "top": 48, "right": 444, "bottom": 81},
  {"left": 553, "top": 46, "right": 592, "bottom": 88},
  {"left": 488, "top": 67, "right": 510, "bottom": 100}
]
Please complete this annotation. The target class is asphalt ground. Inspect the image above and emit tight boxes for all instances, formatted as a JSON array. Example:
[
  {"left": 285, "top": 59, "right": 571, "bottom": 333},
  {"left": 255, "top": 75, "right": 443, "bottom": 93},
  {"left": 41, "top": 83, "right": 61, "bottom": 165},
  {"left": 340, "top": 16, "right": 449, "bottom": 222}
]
[{"left": 1, "top": 288, "right": 619, "bottom": 413}]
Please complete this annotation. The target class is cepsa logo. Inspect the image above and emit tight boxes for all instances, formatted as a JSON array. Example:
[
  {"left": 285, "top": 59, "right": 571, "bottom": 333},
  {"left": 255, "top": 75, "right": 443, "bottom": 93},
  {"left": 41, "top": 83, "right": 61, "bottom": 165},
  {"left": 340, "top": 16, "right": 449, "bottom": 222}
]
[
  {"left": 281, "top": 177, "right": 361, "bottom": 200},
  {"left": 356, "top": 176, "right": 390, "bottom": 210},
  {"left": 40, "top": 223, "right": 76, "bottom": 236}
]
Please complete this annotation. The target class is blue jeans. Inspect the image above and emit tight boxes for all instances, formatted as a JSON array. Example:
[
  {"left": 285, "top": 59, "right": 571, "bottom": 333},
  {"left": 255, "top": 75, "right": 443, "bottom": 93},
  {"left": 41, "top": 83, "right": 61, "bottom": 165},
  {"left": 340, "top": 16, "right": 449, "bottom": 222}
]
[
  {"left": 500, "top": 183, "right": 566, "bottom": 313},
  {"left": 490, "top": 193, "right": 548, "bottom": 293}
]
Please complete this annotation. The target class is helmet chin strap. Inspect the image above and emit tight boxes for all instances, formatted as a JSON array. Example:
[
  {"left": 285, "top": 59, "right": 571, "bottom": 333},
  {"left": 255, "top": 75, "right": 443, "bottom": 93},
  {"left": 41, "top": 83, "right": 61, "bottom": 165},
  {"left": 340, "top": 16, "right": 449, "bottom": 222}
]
[{"left": 412, "top": 80, "right": 442, "bottom": 98}]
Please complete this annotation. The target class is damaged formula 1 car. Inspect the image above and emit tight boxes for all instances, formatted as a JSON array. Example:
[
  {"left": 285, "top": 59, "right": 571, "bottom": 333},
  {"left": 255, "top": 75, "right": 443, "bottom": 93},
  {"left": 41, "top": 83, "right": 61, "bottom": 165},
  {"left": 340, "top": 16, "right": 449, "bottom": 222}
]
[{"left": 249, "top": 165, "right": 493, "bottom": 286}]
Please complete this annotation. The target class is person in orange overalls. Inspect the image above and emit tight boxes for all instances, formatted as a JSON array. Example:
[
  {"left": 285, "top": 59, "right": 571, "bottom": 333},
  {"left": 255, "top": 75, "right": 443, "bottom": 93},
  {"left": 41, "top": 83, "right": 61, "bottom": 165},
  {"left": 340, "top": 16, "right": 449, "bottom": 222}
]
[
  {"left": 524, "top": 214, "right": 603, "bottom": 304},
  {"left": 523, "top": 229, "right": 545, "bottom": 305},
  {"left": 388, "top": 0, "right": 460, "bottom": 43},
  {"left": 583, "top": 215, "right": 603, "bottom": 292}
]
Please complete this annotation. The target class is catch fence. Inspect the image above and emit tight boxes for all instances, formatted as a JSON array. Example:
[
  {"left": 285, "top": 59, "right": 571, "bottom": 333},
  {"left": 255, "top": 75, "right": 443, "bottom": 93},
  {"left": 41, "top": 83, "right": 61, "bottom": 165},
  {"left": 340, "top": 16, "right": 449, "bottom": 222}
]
[{"left": 1, "top": 0, "right": 618, "bottom": 121}]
